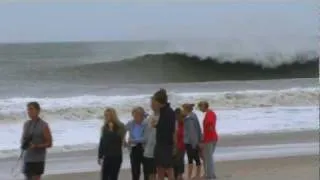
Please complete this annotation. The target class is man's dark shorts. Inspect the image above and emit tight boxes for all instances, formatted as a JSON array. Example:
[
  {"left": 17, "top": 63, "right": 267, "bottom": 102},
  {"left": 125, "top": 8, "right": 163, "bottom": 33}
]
[
  {"left": 23, "top": 162, "right": 45, "bottom": 177},
  {"left": 154, "top": 144, "right": 174, "bottom": 168}
]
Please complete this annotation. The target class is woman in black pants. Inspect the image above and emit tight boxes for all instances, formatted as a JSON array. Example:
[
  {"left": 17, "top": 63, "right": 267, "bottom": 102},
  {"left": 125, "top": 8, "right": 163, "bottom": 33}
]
[
  {"left": 98, "top": 108, "right": 126, "bottom": 180},
  {"left": 182, "top": 104, "right": 202, "bottom": 179},
  {"left": 126, "top": 107, "right": 148, "bottom": 180}
]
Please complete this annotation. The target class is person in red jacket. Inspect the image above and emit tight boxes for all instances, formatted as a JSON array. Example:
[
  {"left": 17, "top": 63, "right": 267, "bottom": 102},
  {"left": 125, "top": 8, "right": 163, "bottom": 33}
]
[
  {"left": 173, "top": 108, "right": 185, "bottom": 180},
  {"left": 198, "top": 101, "right": 218, "bottom": 179}
]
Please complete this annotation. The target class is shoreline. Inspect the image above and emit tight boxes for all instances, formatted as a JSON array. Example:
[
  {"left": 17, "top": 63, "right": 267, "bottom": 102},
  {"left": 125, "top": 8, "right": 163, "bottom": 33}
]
[
  {"left": 0, "top": 130, "right": 316, "bottom": 161},
  {"left": 0, "top": 130, "right": 317, "bottom": 180},
  {"left": 42, "top": 155, "right": 318, "bottom": 180}
]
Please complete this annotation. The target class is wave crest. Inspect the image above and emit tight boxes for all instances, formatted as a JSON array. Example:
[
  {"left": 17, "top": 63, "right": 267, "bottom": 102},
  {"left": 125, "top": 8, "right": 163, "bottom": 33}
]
[{"left": 55, "top": 52, "right": 318, "bottom": 83}]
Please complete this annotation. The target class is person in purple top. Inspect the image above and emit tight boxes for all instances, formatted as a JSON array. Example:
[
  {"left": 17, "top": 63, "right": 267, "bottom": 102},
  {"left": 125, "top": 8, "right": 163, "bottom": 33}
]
[
  {"left": 151, "top": 89, "right": 176, "bottom": 180},
  {"left": 126, "top": 107, "right": 148, "bottom": 180}
]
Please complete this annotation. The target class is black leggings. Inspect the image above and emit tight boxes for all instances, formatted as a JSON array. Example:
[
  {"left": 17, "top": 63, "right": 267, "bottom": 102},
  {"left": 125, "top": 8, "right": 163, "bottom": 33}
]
[
  {"left": 102, "top": 156, "right": 122, "bottom": 180},
  {"left": 185, "top": 144, "right": 201, "bottom": 166},
  {"left": 130, "top": 144, "right": 147, "bottom": 180},
  {"left": 174, "top": 150, "right": 185, "bottom": 179}
]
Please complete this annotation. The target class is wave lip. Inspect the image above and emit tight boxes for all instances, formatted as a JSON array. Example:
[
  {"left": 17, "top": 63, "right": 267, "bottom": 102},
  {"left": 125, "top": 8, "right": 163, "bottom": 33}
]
[{"left": 53, "top": 52, "right": 319, "bottom": 84}]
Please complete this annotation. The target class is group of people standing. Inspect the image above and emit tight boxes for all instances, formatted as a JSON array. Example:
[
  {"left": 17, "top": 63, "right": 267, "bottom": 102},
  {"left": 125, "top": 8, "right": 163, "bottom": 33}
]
[
  {"left": 98, "top": 88, "right": 218, "bottom": 180},
  {"left": 18, "top": 88, "right": 218, "bottom": 180}
]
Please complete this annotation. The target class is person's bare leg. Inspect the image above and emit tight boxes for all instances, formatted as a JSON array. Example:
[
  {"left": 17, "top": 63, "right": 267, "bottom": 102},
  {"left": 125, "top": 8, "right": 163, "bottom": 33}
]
[
  {"left": 149, "top": 174, "right": 155, "bottom": 180},
  {"left": 201, "top": 159, "right": 206, "bottom": 178},
  {"left": 166, "top": 168, "right": 175, "bottom": 180},
  {"left": 157, "top": 167, "right": 165, "bottom": 180},
  {"left": 194, "top": 165, "right": 201, "bottom": 179},
  {"left": 187, "top": 164, "right": 193, "bottom": 179},
  {"left": 32, "top": 176, "right": 41, "bottom": 180}
]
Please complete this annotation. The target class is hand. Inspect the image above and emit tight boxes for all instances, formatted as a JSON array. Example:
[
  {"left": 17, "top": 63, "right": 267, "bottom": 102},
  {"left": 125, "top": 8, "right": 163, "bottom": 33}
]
[
  {"left": 127, "top": 139, "right": 132, "bottom": 146},
  {"left": 98, "top": 158, "right": 103, "bottom": 165},
  {"left": 198, "top": 143, "right": 204, "bottom": 149},
  {"left": 124, "top": 140, "right": 130, "bottom": 147},
  {"left": 29, "top": 143, "right": 37, "bottom": 149},
  {"left": 108, "top": 122, "right": 114, "bottom": 131},
  {"left": 151, "top": 119, "right": 157, "bottom": 127}
]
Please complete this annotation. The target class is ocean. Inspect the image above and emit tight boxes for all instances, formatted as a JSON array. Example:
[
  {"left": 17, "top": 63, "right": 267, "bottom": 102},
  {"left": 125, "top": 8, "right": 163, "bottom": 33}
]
[{"left": 0, "top": 40, "right": 318, "bottom": 158}]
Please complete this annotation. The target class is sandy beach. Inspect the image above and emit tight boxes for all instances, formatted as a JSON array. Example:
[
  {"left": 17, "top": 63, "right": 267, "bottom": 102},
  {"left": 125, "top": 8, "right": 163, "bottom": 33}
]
[
  {"left": 43, "top": 155, "right": 318, "bottom": 180},
  {"left": 1, "top": 130, "right": 317, "bottom": 180}
]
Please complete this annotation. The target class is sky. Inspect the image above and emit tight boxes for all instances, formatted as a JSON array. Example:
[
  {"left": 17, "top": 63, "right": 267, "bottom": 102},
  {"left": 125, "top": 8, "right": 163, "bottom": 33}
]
[{"left": 0, "top": 1, "right": 317, "bottom": 42}]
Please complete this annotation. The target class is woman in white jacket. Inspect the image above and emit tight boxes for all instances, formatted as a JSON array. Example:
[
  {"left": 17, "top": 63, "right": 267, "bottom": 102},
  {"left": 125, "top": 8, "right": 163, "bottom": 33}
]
[{"left": 143, "top": 99, "right": 159, "bottom": 180}]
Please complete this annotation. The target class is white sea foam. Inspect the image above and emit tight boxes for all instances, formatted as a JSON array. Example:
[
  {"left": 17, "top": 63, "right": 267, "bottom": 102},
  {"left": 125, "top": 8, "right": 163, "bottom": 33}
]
[
  {"left": 0, "top": 87, "right": 318, "bottom": 122},
  {"left": 0, "top": 106, "right": 317, "bottom": 159},
  {"left": 0, "top": 87, "right": 318, "bottom": 158}
]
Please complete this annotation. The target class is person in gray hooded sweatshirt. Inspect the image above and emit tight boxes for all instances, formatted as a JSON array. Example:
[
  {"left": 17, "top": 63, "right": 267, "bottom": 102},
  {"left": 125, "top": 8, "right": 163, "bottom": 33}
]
[{"left": 182, "top": 103, "right": 202, "bottom": 180}]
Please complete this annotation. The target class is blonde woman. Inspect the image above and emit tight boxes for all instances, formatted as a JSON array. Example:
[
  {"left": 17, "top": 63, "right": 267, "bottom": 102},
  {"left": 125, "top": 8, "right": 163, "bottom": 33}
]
[{"left": 98, "top": 108, "right": 126, "bottom": 180}]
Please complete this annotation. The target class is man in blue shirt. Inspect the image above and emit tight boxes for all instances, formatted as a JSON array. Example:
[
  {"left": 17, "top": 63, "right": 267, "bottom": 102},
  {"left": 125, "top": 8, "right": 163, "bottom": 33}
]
[{"left": 126, "top": 107, "right": 148, "bottom": 180}]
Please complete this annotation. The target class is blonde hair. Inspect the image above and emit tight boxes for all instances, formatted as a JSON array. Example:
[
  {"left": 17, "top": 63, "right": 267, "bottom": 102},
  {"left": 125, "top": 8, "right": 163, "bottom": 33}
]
[
  {"left": 131, "top": 106, "right": 145, "bottom": 116},
  {"left": 104, "top": 107, "right": 120, "bottom": 124},
  {"left": 182, "top": 103, "right": 195, "bottom": 112},
  {"left": 102, "top": 107, "right": 126, "bottom": 139},
  {"left": 198, "top": 101, "right": 209, "bottom": 109}
]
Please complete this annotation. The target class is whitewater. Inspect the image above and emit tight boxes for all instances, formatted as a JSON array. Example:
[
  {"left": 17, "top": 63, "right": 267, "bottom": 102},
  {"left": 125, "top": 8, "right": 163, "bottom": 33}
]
[{"left": 0, "top": 84, "right": 318, "bottom": 158}]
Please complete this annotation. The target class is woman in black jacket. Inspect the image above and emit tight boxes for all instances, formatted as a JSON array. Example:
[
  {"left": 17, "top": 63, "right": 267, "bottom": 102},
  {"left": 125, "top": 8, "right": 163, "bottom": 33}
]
[{"left": 98, "top": 108, "right": 126, "bottom": 180}]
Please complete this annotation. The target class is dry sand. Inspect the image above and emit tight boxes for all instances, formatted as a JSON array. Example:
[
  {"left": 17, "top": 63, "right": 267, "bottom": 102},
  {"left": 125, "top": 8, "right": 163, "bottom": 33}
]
[{"left": 43, "top": 155, "right": 318, "bottom": 180}]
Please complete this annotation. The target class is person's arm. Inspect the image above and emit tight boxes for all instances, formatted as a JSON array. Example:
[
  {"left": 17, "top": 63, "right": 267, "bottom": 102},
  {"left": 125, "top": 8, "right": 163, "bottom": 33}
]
[
  {"left": 173, "top": 126, "right": 178, "bottom": 146},
  {"left": 212, "top": 111, "right": 217, "bottom": 130},
  {"left": 141, "top": 122, "right": 148, "bottom": 143},
  {"left": 184, "top": 118, "right": 192, "bottom": 144},
  {"left": 143, "top": 120, "right": 151, "bottom": 143},
  {"left": 20, "top": 121, "right": 28, "bottom": 145},
  {"left": 117, "top": 122, "right": 127, "bottom": 145},
  {"left": 35, "top": 123, "right": 52, "bottom": 148},
  {"left": 125, "top": 121, "right": 131, "bottom": 131},
  {"left": 201, "top": 113, "right": 209, "bottom": 143},
  {"left": 123, "top": 120, "right": 132, "bottom": 145},
  {"left": 194, "top": 115, "right": 202, "bottom": 143},
  {"left": 98, "top": 132, "right": 104, "bottom": 160},
  {"left": 168, "top": 110, "right": 176, "bottom": 142},
  {"left": 143, "top": 125, "right": 149, "bottom": 142},
  {"left": 190, "top": 118, "right": 200, "bottom": 148}
]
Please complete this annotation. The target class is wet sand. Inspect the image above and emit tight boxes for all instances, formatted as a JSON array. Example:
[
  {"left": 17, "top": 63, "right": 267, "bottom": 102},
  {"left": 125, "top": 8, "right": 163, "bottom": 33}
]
[
  {"left": 1, "top": 130, "right": 317, "bottom": 180},
  {"left": 43, "top": 155, "right": 318, "bottom": 180}
]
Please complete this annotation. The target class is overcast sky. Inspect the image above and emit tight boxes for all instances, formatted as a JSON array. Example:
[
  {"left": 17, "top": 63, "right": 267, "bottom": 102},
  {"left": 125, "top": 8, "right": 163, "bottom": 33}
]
[{"left": 0, "top": 2, "right": 316, "bottom": 42}]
